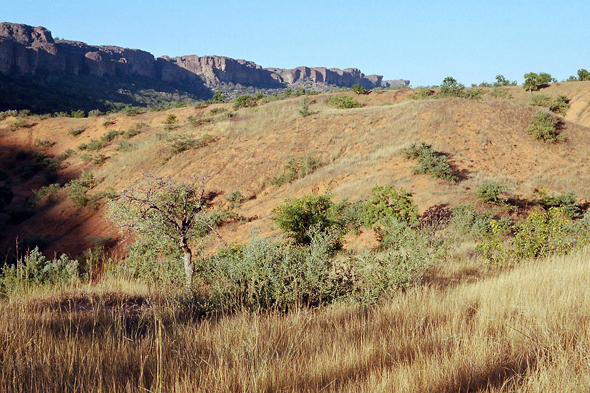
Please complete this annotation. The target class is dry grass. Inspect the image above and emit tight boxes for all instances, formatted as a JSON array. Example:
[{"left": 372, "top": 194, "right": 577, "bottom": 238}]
[{"left": 2, "top": 249, "right": 589, "bottom": 392}]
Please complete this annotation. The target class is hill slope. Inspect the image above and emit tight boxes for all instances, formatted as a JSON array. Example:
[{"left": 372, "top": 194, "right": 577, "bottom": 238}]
[{"left": 1, "top": 82, "right": 590, "bottom": 256}]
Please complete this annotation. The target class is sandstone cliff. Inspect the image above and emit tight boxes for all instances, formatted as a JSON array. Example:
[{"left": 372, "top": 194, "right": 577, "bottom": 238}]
[{"left": 0, "top": 22, "right": 408, "bottom": 95}]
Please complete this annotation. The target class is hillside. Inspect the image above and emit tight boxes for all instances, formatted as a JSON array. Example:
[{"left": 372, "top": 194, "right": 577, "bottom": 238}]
[{"left": 1, "top": 81, "right": 590, "bottom": 258}]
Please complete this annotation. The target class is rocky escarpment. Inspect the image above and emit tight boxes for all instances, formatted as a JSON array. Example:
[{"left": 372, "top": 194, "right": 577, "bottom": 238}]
[{"left": 0, "top": 22, "right": 408, "bottom": 90}]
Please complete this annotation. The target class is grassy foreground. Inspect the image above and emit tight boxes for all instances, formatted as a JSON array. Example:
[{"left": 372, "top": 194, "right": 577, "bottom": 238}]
[{"left": 1, "top": 249, "right": 589, "bottom": 392}]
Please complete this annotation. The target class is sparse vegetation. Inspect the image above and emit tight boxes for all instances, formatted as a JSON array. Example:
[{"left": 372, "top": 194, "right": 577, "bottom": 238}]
[
  {"left": 68, "top": 126, "right": 85, "bottom": 136},
  {"left": 476, "top": 181, "right": 510, "bottom": 205},
  {"left": 233, "top": 94, "right": 258, "bottom": 110},
  {"left": 271, "top": 153, "right": 323, "bottom": 186},
  {"left": 530, "top": 94, "right": 570, "bottom": 114},
  {"left": 298, "top": 97, "right": 313, "bottom": 117}
]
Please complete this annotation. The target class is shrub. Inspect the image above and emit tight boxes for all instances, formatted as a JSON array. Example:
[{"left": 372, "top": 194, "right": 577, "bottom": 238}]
[
  {"left": 34, "top": 139, "right": 55, "bottom": 148},
  {"left": 68, "top": 127, "right": 85, "bottom": 136},
  {"left": 475, "top": 181, "right": 509, "bottom": 205},
  {"left": 188, "top": 114, "right": 211, "bottom": 127},
  {"left": 233, "top": 95, "right": 257, "bottom": 110},
  {"left": 494, "top": 75, "right": 517, "bottom": 86},
  {"left": 523, "top": 72, "right": 556, "bottom": 91},
  {"left": 324, "top": 95, "right": 363, "bottom": 109},
  {"left": 68, "top": 172, "right": 98, "bottom": 208},
  {"left": 439, "top": 77, "right": 465, "bottom": 97},
  {"left": 0, "top": 109, "right": 18, "bottom": 121},
  {"left": 408, "top": 87, "right": 434, "bottom": 100},
  {"left": 209, "top": 107, "right": 227, "bottom": 115},
  {"left": 224, "top": 190, "right": 245, "bottom": 209},
  {"left": 352, "top": 84, "right": 366, "bottom": 94},
  {"left": 401, "top": 142, "right": 459, "bottom": 182},
  {"left": 535, "top": 188, "right": 582, "bottom": 218},
  {"left": 513, "top": 208, "right": 573, "bottom": 259},
  {"left": 117, "top": 141, "right": 135, "bottom": 152},
  {"left": 526, "top": 111, "right": 564, "bottom": 142},
  {"left": 9, "top": 118, "right": 32, "bottom": 131},
  {"left": 2, "top": 247, "right": 80, "bottom": 292},
  {"left": 298, "top": 97, "right": 313, "bottom": 117},
  {"left": 101, "top": 129, "right": 122, "bottom": 142},
  {"left": 92, "top": 154, "right": 109, "bottom": 165},
  {"left": 491, "top": 87, "right": 513, "bottom": 99},
  {"left": 169, "top": 134, "right": 216, "bottom": 155},
  {"left": 70, "top": 109, "right": 85, "bottom": 118},
  {"left": 271, "top": 153, "right": 323, "bottom": 186},
  {"left": 530, "top": 94, "right": 570, "bottom": 115},
  {"left": 85, "top": 139, "right": 107, "bottom": 151},
  {"left": 211, "top": 91, "right": 226, "bottom": 103},
  {"left": 31, "top": 183, "right": 63, "bottom": 204},
  {"left": 363, "top": 185, "right": 419, "bottom": 229},
  {"left": 102, "top": 118, "right": 116, "bottom": 127},
  {"left": 578, "top": 69, "right": 590, "bottom": 81},
  {"left": 272, "top": 193, "right": 347, "bottom": 246},
  {"left": 88, "top": 109, "right": 103, "bottom": 117}
]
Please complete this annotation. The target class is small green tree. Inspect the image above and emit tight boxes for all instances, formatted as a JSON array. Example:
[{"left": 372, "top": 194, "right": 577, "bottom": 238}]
[
  {"left": 352, "top": 84, "right": 366, "bottom": 94},
  {"left": 526, "top": 111, "right": 564, "bottom": 142},
  {"left": 494, "top": 75, "right": 517, "bottom": 86},
  {"left": 578, "top": 69, "right": 590, "bottom": 81},
  {"left": 211, "top": 91, "right": 226, "bottom": 103},
  {"left": 108, "top": 174, "right": 225, "bottom": 286},
  {"left": 439, "top": 77, "right": 465, "bottom": 97}
]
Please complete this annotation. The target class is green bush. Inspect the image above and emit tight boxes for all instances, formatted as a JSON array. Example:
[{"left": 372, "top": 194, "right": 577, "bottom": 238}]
[
  {"left": 578, "top": 69, "right": 590, "bottom": 81},
  {"left": 526, "top": 111, "right": 564, "bottom": 142},
  {"left": 271, "top": 153, "right": 323, "bottom": 186},
  {"left": 438, "top": 77, "right": 465, "bottom": 97},
  {"left": 530, "top": 94, "right": 570, "bottom": 115},
  {"left": 408, "top": 87, "right": 434, "bottom": 100},
  {"left": 298, "top": 97, "right": 313, "bottom": 117},
  {"left": 70, "top": 109, "right": 85, "bottom": 118},
  {"left": 68, "top": 127, "right": 85, "bottom": 136},
  {"left": 491, "top": 87, "right": 513, "bottom": 99},
  {"left": 2, "top": 247, "right": 80, "bottom": 293},
  {"left": 523, "top": 72, "right": 556, "bottom": 91},
  {"left": 352, "top": 84, "right": 366, "bottom": 94},
  {"left": 513, "top": 208, "right": 574, "bottom": 259},
  {"left": 169, "top": 134, "right": 216, "bottom": 155},
  {"left": 535, "top": 188, "right": 582, "bottom": 218},
  {"left": 9, "top": 118, "right": 32, "bottom": 131},
  {"left": 272, "top": 193, "right": 348, "bottom": 246},
  {"left": 362, "top": 185, "right": 419, "bottom": 229},
  {"left": 68, "top": 172, "right": 98, "bottom": 208},
  {"left": 324, "top": 95, "right": 363, "bottom": 109},
  {"left": 101, "top": 129, "right": 122, "bottom": 142},
  {"left": 210, "top": 91, "right": 226, "bottom": 104},
  {"left": 494, "top": 75, "right": 517, "bottom": 86},
  {"left": 31, "top": 183, "right": 63, "bottom": 204},
  {"left": 233, "top": 95, "right": 258, "bottom": 110},
  {"left": 401, "top": 142, "right": 459, "bottom": 182},
  {"left": 475, "top": 181, "right": 509, "bottom": 205}
]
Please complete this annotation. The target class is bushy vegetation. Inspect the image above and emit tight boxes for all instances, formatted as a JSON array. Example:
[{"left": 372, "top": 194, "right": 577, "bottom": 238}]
[
  {"left": 233, "top": 95, "right": 258, "bottom": 110},
  {"left": 526, "top": 111, "right": 564, "bottom": 142},
  {"left": 324, "top": 95, "right": 363, "bottom": 109},
  {"left": 271, "top": 153, "right": 323, "bottom": 186},
  {"left": 298, "top": 97, "right": 313, "bottom": 117},
  {"left": 523, "top": 72, "right": 556, "bottom": 91},
  {"left": 529, "top": 94, "right": 570, "bottom": 115},
  {"left": 475, "top": 181, "right": 510, "bottom": 205},
  {"left": 401, "top": 142, "right": 459, "bottom": 182}
]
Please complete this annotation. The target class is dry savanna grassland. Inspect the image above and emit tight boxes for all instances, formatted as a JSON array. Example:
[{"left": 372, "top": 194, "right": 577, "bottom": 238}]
[{"left": 1, "top": 80, "right": 590, "bottom": 391}]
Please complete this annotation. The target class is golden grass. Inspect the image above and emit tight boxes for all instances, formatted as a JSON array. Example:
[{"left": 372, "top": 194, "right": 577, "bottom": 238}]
[{"left": 2, "top": 249, "right": 589, "bottom": 392}]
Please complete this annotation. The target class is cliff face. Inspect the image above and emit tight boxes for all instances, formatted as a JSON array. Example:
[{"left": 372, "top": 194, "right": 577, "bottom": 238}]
[{"left": 0, "top": 22, "right": 409, "bottom": 90}]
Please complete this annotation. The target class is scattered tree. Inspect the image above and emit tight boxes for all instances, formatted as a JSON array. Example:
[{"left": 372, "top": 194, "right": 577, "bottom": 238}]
[
  {"left": 108, "top": 174, "right": 225, "bottom": 286},
  {"left": 578, "top": 69, "right": 590, "bottom": 81},
  {"left": 494, "top": 75, "right": 517, "bottom": 86}
]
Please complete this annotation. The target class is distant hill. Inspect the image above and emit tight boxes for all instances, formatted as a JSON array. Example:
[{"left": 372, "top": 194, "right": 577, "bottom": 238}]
[{"left": 0, "top": 22, "right": 409, "bottom": 113}]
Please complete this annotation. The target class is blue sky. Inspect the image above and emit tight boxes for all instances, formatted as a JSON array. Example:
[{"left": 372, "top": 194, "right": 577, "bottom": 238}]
[{"left": 5, "top": 0, "right": 590, "bottom": 86}]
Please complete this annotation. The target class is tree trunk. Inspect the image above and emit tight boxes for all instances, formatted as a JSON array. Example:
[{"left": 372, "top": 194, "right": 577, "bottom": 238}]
[{"left": 180, "top": 243, "right": 194, "bottom": 287}]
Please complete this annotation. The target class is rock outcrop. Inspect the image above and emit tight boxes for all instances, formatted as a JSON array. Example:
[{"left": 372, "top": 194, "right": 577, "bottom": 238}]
[{"left": 0, "top": 22, "right": 409, "bottom": 91}]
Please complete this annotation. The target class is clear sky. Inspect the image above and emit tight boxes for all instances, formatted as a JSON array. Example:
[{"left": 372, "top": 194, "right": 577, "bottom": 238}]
[{"left": 5, "top": 0, "right": 590, "bottom": 86}]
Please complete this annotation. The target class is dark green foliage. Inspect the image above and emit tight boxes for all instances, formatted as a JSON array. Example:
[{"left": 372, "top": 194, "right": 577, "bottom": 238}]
[
  {"left": 68, "top": 172, "right": 98, "bottom": 208},
  {"left": 80, "top": 139, "right": 107, "bottom": 151},
  {"left": 211, "top": 91, "right": 226, "bottom": 104},
  {"left": 401, "top": 142, "right": 459, "bottom": 182},
  {"left": 526, "top": 111, "right": 564, "bottom": 142},
  {"left": 272, "top": 193, "right": 347, "bottom": 246},
  {"left": 524, "top": 72, "right": 556, "bottom": 91},
  {"left": 352, "top": 84, "right": 366, "bottom": 94},
  {"left": 448, "top": 205, "right": 495, "bottom": 241},
  {"left": 439, "top": 77, "right": 465, "bottom": 97},
  {"left": 535, "top": 188, "right": 582, "bottom": 218},
  {"left": 475, "top": 181, "right": 509, "bottom": 205},
  {"left": 31, "top": 183, "right": 63, "bottom": 204},
  {"left": 124, "top": 122, "right": 146, "bottom": 138},
  {"left": 70, "top": 109, "right": 85, "bottom": 118},
  {"left": 324, "top": 95, "right": 363, "bottom": 109},
  {"left": 271, "top": 153, "right": 323, "bottom": 186},
  {"left": 578, "top": 69, "right": 590, "bottom": 81},
  {"left": 362, "top": 185, "right": 419, "bottom": 229},
  {"left": 494, "top": 75, "right": 517, "bottom": 86},
  {"left": 530, "top": 94, "right": 570, "bottom": 115},
  {"left": 233, "top": 95, "right": 257, "bottom": 110}
]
